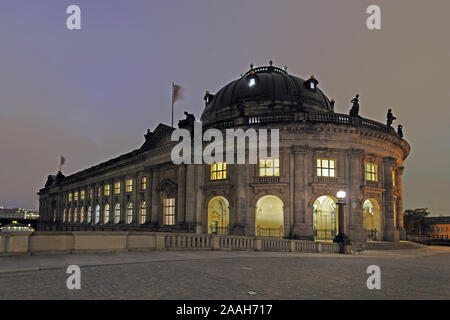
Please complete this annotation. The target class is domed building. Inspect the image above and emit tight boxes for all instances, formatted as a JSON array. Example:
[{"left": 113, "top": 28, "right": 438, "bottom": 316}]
[{"left": 38, "top": 63, "right": 410, "bottom": 243}]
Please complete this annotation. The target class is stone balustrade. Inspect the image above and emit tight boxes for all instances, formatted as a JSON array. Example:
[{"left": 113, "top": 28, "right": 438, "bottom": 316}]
[{"left": 0, "top": 231, "right": 347, "bottom": 256}]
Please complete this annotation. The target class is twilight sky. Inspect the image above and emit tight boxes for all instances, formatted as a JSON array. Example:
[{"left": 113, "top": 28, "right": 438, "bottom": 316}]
[{"left": 0, "top": 0, "right": 449, "bottom": 215}]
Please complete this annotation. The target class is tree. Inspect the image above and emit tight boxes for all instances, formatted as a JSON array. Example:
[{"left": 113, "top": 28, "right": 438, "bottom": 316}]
[{"left": 404, "top": 208, "right": 432, "bottom": 235}]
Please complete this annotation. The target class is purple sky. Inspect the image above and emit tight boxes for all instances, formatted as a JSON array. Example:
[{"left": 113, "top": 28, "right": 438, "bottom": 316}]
[{"left": 0, "top": 0, "right": 449, "bottom": 215}]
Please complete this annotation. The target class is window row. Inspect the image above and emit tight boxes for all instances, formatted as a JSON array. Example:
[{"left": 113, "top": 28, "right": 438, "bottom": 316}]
[
  {"left": 61, "top": 197, "right": 176, "bottom": 226},
  {"left": 66, "top": 177, "right": 148, "bottom": 202}
]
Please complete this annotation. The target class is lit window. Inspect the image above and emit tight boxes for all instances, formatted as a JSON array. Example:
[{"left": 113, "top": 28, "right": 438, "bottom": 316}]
[
  {"left": 96, "top": 187, "right": 101, "bottom": 198},
  {"left": 68, "top": 193, "right": 73, "bottom": 202},
  {"left": 163, "top": 198, "right": 176, "bottom": 226},
  {"left": 141, "top": 177, "right": 147, "bottom": 191},
  {"left": 259, "top": 158, "right": 280, "bottom": 177},
  {"left": 63, "top": 208, "right": 66, "bottom": 223},
  {"left": 74, "top": 192, "right": 78, "bottom": 201},
  {"left": 104, "top": 204, "right": 110, "bottom": 224},
  {"left": 126, "top": 179, "right": 133, "bottom": 192},
  {"left": 81, "top": 189, "right": 85, "bottom": 200},
  {"left": 317, "top": 159, "right": 336, "bottom": 177},
  {"left": 139, "top": 201, "right": 147, "bottom": 224},
  {"left": 249, "top": 78, "right": 256, "bottom": 87},
  {"left": 114, "top": 182, "right": 121, "bottom": 194},
  {"left": 87, "top": 206, "right": 92, "bottom": 223},
  {"left": 211, "top": 163, "right": 227, "bottom": 180},
  {"left": 68, "top": 208, "right": 72, "bottom": 223},
  {"left": 89, "top": 188, "right": 93, "bottom": 199},
  {"left": 104, "top": 184, "right": 111, "bottom": 196},
  {"left": 80, "top": 207, "right": 85, "bottom": 223},
  {"left": 95, "top": 205, "right": 101, "bottom": 224},
  {"left": 74, "top": 208, "right": 78, "bottom": 223},
  {"left": 126, "top": 202, "right": 133, "bottom": 224},
  {"left": 114, "top": 204, "right": 121, "bottom": 224},
  {"left": 365, "top": 163, "right": 378, "bottom": 182}
]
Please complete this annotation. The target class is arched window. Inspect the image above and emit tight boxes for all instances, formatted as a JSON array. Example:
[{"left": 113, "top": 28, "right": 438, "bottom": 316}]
[
  {"left": 95, "top": 205, "right": 100, "bottom": 224},
  {"left": 127, "top": 203, "right": 133, "bottom": 224},
  {"left": 114, "top": 204, "right": 121, "bottom": 224},
  {"left": 68, "top": 208, "right": 72, "bottom": 223},
  {"left": 104, "top": 204, "right": 110, "bottom": 224},
  {"left": 139, "top": 201, "right": 147, "bottom": 224},
  {"left": 87, "top": 206, "right": 92, "bottom": 223},
  {"left": 80, "top": 207, "right": 85, "bottom": 223},
  {"left": 63, "top": 208, "right": 66, "bottom": 223},
  {"left": 74, "top": 208, "right": 78, "bottom": 223}
]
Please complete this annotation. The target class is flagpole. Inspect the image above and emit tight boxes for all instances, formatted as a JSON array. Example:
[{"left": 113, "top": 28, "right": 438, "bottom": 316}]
[{"left": 171, "top": 82, "right": 174, "bottom": 128}]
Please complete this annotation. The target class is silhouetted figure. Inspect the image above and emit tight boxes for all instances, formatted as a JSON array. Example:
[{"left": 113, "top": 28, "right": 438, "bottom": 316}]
[
  {"left": 349, "top": 94, "right": 360, "bottom": 117},
  {"left": 397, "top": 125, "right": 403, "bottom": 138},
  {"left": 386, "top": 109, "right": 396, "bottom": 127}
]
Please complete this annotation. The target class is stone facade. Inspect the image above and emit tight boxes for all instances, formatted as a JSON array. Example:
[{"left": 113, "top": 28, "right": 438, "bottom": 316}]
[{"left": 38, "top": 65, "right": 410, "bottom": 243}]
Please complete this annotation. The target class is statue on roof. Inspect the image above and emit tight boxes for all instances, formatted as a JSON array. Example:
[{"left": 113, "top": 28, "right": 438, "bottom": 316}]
[
  {"left": 349, "top": 94, "right": 360, "bottom": 117},
  {"left": 397, "top": 124, "right": 404, "bottom": 138},
  {"left": 387, "top": 109, "right": 396, "bottom": 128}
]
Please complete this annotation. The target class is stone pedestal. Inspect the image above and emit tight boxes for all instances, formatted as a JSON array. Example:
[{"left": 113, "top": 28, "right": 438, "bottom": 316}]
[{"left": 291, "top": 224, "right": 314, "bottom": 240}]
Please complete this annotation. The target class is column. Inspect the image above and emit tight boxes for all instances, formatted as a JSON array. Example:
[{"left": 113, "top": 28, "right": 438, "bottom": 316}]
[
  {"left": 176, "top": 165, "right": 186, "bottom": 227},
  {"left": 396, "top": 166, "right": 406, "bottom": 240},
  {"left": 383, "top": 157, "right": 399, "bottom": 241},
  {"left": 185, "top": 164, "right": 196, "bottom": 226},
  {"left": 347, "top": 149, "right": 367, "bottom": 242},
  {"left": 151, "top": 168, "right": 160, "bottom": 225},
  {"left": 291, "top": 146, "right": 313, "bottom": 239},
  {"left": 233, "top": 164, "right": 248, "bottom": 236}
]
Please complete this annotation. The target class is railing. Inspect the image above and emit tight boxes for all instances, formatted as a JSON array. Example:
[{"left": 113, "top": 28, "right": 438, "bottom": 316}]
[
  {"left": 367, "top": 229, "right": 379, "bottom": 241},
  {"left": 314, "top": 228, "right": 336, "bottom": 242},
  {"left": 255, "top": 176, "right": 280, "bottom": 184},
  {"left": 256, "top": 226, "right": 284, "bottom": 238},
  {"left": 262, "top": 238, "right": 291, "bottom": 252},
  {"left": 219, "top": 235, "right": 255, "bottom": 250},
  {"left": 165, "top": 234, "right": 211, "bottom": 249},
  {"left": 295, "top": 240, "right": 318, "bottom": 253},
  {"left": 209, "top": 226, "right": 229, "bottom": 236}
]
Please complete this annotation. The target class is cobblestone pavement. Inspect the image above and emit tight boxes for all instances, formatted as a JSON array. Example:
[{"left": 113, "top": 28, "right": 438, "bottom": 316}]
[{"left": 0, "top": 246, "right": 449, "bottom": 300}]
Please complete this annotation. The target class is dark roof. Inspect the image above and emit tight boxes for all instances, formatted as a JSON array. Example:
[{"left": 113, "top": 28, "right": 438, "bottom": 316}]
[
  {"left": 426, "top": 216, "right": 450, "bottom": 224},
  {"left": 201, "top": 65, "right": 332, "bottom": 121}
]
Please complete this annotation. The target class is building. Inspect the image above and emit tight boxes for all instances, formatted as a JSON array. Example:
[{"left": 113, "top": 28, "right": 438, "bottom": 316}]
[
  {"left": 0, "top": 208, "right": 39, "bottom": 230},
  {"left": 427, "top": 216, "right": 450, "bottom": 240},
  {"left": 37, "top": 64, "right": 410, "bottom": 242}
]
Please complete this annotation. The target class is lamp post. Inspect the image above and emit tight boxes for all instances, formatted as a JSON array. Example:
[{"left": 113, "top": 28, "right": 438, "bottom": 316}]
[{"left": 334, "top": 190, "right": 351, "bottom": 247}]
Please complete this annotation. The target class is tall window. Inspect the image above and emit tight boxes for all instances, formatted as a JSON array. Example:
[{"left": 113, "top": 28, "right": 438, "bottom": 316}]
[
  {"left": 68, "top": 193, "right": 73, "bottom": 202},
  {"left": 81, "top": 189, "right": 85, "bottom": 200},
  {"left": 140, "top": 177, "right": 147, "bottom": 191},
  {"left": 163, "top": 198, "right": 176, "bottom": 226},
  {"left": 74, "top": 192, "right": 79, "bottom": 201},
  {"left": 317, "top": 159, "right": 336, "bottom": 177},
  {"left": 259, "top": 158, "right": 280, "bottom": 177},
  {"left": 87, "top": 206, "right": 92, "bottom": 223},
  {"left": 126, "top": 202, "right": 133, "bottom": 224},
  {"left": 63, "top": 208, "right": 66, "bottom": 223},
  {"left": 104, "top": 184, "right": 111, "bottom": 196},
  {"left": 126, "top": 179, "right": 133, "bottom": 192},
  {"left": 139, "top": 201, "right": 147, "bottom": 224},
  {"left": 114, "top": 182, "right": 121, "bottom": 194},
  {"left": 104, "top": 204, "right": 110, "bottom": 224},
  {"left": 392, "top": 169, "right": 396, "bottom": 187},
  {"left": 211, "top": 163, "right": 227, "bottom": 180},
  {"left": 74, "top": 208, "right": 78, "bottom": 223},
  {"left": 365, "top": 163, "right": 378, "bottom": 181},
  {"left": 89, "top": 188, "right": 93, "bottom": 199},
  {"left": 68, "top": 208, "right": 72, "bottom": 223},
  {"left": 114, "top": 204, "right": 121, "bottom": 224},
  {"left": 80, "top": 207, "right": 85, "bottom": 223},
  {"left": 95, "top": 205, "right": 100, "bottom": 224}
]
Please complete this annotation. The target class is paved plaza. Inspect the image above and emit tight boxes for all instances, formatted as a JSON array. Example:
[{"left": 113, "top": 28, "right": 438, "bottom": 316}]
[{"left": 0, "top": 246, "right": 449, "bottom": 300}]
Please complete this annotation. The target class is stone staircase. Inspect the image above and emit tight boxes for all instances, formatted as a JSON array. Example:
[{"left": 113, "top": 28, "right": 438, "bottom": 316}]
[{"left": 363, "top": 241, "right": 427, "bottom": 250}]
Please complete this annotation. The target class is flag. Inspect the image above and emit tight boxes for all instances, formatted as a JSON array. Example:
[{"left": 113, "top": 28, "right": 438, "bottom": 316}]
[
  {"left": 172, "top": 83, "right": 183, "bottom": 103},
  {"left": 60, "top": 155, "right": 66, "bottom": 166}
]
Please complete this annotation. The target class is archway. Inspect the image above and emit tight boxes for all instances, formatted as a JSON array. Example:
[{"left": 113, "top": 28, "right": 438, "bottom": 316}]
[
  {"left": 363, "top": 198, "right": 381, "bottom": 241},
  {"left": 207, "top": 196, "right": 229, "bottom": 235},
  {"left": 313, "top": 195, "right": 338, "bottom": 241},
  {"left": 255, "top": 195, "right": 284, "bottom": 238}
]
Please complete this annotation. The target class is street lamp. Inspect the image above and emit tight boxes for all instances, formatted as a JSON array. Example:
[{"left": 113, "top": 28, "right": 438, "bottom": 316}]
[{"left": 334, "top": 190, "right": 351, "bottom": 245}]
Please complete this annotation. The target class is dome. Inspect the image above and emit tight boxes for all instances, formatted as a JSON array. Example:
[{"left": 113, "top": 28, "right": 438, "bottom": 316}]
[{"left": 201, "top": 64, "right": 334, "bottom": 124}]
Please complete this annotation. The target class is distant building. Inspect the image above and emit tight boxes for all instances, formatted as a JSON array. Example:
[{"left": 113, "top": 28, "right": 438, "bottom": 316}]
[{"left": 427, "top": 216, "right": 450, "bottom": 240}]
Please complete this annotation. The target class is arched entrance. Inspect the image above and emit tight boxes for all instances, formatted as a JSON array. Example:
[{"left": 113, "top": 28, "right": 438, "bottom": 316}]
[
  {"left": 363, "top": 198, "right": 381, "bottom": 241},
  {"left": 207, "top": 196, "right": 230, "bottom": 235},
  {"left": 313, "top": 195, "right": 338, "bottom": 241},
  {"left": 255, "top": 195, "right": 284, "bottom": 238}
]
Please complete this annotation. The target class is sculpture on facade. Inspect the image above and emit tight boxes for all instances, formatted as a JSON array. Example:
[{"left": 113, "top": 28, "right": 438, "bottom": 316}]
[
  {"left": 386, "top": 109, "right": 396, "bottom": 128},
  {"left": 397, "top": 124, "right": 404, "bottom": 138}
]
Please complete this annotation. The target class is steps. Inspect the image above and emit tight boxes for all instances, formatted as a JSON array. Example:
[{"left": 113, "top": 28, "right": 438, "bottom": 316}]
[{"left": 364, "top": 241, "right": 427, "bottom": 250}]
